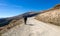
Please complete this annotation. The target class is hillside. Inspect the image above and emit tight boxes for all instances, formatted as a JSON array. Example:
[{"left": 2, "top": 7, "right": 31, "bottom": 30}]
[
  {"left": 35, "top": 4, "right": 60, "bottom": 26},
  {"left": 2, "top": 17, "right": 60, "bottom": 36},
  {"left": 0, "top": 12, "right": 39, "bottom": 34}
]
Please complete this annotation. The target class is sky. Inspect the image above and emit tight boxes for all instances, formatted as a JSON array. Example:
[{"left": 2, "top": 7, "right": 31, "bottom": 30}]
[{"left": 0, "top": 0, "right": 60, "bottom": 18}]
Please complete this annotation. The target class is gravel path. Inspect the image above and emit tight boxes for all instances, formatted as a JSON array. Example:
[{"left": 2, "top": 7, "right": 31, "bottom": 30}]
[{"left": 2, "top": 17, "right": 60, "bottom": 36}]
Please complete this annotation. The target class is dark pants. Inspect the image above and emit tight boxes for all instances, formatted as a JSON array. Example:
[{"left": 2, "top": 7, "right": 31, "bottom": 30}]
[{"left": 24, "top": 17, "right": 27, "bottom": 24}]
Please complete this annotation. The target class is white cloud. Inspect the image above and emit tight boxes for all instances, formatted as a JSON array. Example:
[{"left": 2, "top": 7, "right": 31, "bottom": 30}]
[
  {"left": 0, "top": 3, "right": 7, "bottom": 6},
  {"left": 11, "top": 5, "right": 23, "bottom": 8},
  {"left": 0, "top": 3, "right": 23, "bottom": 9}
]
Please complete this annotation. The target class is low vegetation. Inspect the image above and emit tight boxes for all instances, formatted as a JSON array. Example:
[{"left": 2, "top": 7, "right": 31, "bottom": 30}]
[{"left": 35, "top": 5, "right": 60, "bottom": 26}]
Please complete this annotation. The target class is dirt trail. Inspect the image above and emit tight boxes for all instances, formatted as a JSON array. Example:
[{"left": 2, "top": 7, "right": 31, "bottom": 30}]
[{"left": 2, "top": 17, "right": 60, "bottom": 36}]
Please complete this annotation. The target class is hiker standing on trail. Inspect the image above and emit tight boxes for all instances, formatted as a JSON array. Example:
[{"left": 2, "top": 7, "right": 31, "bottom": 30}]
[
  {"left": 24, "top": 17, "right": 27, "bottom": 24},
  {"left": 23, "top": 12, "right": 39, "bottom": 25}
]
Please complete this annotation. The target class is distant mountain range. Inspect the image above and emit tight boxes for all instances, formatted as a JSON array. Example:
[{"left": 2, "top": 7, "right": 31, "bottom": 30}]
[{"left": 0, "top": 12, "right": 39, "bottom": 27}]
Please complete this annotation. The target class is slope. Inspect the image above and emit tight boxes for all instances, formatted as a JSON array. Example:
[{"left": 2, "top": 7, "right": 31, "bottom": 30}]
[
  {"left": 2, "top": 17, "right": 60, "bottom": 36},
  {"left": 35, "top": 4, "right": 60, "bottom": 26}
]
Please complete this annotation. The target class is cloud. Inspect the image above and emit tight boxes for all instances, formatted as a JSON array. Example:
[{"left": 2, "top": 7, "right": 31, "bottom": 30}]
[
  {"left": 0, "top": 3, "right": 29, "bottom": 12},
  {"left": 0, "top": 3, "right": 23, "bottom": 9},
  {"left": 0, "top": 3, "right": 7, "bottom": 6},
  {"left": 11, "top": 5, "right": 23, "bottom": 8}
]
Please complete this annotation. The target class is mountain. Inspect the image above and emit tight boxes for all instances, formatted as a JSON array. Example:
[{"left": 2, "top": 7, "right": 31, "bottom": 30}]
[
  {"left": 35, "top": 4, "right": 60, "bottom": 26},
  {"left": 0, "top": 4, "right": 60, "bottom": 29},
  {"left": 0, "top": 4, "right": 60, "bottom": 34}
]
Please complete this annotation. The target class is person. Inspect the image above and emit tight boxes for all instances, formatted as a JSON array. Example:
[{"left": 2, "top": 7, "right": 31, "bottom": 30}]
[
  {"left": 23, "top": 12, "right": 39, "bottom": 25},
  {"left": 24, "top": 17, "right": 27, "bottom": 24}
]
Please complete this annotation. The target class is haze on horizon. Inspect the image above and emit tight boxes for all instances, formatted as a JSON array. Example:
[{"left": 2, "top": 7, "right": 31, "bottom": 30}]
[{"left": 0, "top": 0, "right": 60, "bottom": 18}]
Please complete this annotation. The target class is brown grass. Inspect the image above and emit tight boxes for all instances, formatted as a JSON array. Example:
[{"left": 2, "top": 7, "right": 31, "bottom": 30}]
[
  {"left": 35, "top": 9, "right": 60, "bottom": 26},
  {"left": 0, "top": 18, "right": 24, "bottom": 34}
]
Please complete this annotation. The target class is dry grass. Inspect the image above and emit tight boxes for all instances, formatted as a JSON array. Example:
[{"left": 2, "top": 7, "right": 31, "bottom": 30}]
[
  {"left": 35, "top": 9, "right": 60, "bottom": 26},
  {"left": 0, "top": 18, "right": 24, "bottom": 34}
]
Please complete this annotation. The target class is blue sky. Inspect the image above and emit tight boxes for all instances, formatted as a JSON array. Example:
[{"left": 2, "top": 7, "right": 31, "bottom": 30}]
[{"left": 0, "top": 0, "right": 60, "bottom": 18}]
